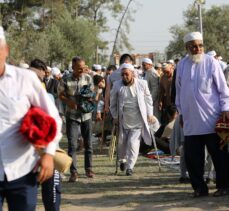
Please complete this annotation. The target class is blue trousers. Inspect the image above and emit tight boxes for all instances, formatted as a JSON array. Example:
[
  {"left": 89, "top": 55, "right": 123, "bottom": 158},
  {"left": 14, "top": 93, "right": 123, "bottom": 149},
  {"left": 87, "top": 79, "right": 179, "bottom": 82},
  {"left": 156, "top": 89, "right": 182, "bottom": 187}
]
[
  {"left": 0, "top": 172, "right": 37, "bottom": 211},
  {"left": 41, "top": 170, "right": 61, "bottom": 211},
  {"left": 66, "top": 118, "right": 93, "bottom": 173}
]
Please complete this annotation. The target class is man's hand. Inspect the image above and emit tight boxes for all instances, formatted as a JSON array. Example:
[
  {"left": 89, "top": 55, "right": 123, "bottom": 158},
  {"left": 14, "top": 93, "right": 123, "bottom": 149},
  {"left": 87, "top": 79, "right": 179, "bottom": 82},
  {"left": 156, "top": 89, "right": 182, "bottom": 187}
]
[
  {"left": 222, "top": 111, "right": 229, "bottom": 122},
  {"left": 37, "top": 153, "right": 54, "bottom": 184},
  {"left": 147, "top": 115, "right": 156, "bottom": 124}
]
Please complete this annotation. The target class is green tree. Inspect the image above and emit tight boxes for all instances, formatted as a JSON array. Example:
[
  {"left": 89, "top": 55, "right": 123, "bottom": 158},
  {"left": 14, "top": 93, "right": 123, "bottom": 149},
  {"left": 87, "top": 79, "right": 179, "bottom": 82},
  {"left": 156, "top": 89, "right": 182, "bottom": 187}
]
[{"left": 166, "top": 5, "right": 229, "bottom": 61}]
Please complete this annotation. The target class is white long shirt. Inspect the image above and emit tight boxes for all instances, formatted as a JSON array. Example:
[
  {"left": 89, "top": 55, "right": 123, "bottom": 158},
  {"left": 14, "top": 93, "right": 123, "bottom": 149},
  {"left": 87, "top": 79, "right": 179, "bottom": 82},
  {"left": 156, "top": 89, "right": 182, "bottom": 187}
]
[
  {"left": 176, "top": 54, "right": 229, "bottom": 136},
  {"left": 0, "top": 64, "right": 62, "bottom": 181}
]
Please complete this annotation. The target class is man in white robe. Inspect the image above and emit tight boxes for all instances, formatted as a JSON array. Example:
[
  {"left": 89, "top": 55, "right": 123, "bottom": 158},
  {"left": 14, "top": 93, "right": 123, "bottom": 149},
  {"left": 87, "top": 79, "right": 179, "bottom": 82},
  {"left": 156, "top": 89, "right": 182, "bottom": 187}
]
[{"left": 110, "top": 63, "right": 155, "bottom": 176}]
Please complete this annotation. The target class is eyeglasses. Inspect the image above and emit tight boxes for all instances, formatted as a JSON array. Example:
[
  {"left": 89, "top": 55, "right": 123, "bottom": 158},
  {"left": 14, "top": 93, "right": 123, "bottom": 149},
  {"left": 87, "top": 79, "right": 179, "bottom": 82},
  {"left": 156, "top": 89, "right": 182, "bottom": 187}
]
[{"left": 189, "top": 44, "right": 204, "bottom": 49}]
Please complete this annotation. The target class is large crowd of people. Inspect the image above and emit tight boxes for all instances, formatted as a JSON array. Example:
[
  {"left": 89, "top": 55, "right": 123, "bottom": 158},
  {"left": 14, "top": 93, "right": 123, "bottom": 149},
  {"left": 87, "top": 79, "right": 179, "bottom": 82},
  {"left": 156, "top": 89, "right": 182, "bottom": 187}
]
[{"left": 0, "top": 24, "right": 229, "bottom": 211}]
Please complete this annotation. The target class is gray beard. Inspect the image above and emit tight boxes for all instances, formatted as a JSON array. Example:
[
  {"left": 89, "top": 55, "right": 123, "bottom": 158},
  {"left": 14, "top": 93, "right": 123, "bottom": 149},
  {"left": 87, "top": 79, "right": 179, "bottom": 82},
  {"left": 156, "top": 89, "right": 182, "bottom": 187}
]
[{"left": 188, "top": 53, "right": 204, "bottom": 63}]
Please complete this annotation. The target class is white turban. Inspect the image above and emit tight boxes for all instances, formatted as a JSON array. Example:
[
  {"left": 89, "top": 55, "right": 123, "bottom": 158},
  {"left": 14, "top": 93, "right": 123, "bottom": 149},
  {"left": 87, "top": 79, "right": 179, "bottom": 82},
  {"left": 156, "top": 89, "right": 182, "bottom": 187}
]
[
  {"left": 120, "top": 63, "right": 134, "bottom": 71},
  {"left": 142, "top": 58, "right": 153, "bottom": 64},
  {"left": 52, "top": 67, "right": 61, "bottom": 76},
  {"left": 0, "top": 26, "right": 5, "bottom": 41},
  {"left": 183, "top": 32, "right": 203, "bottom": 43},
  {"left": 207, "top": 50, "right": 217, "bottom": 57}
]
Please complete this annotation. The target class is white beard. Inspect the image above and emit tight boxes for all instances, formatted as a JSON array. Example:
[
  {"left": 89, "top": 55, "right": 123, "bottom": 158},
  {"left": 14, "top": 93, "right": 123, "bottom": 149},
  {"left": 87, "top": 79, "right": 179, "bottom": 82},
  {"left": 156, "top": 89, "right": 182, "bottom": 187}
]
[{"left": 188, "top": 52, "right": 204, "bottom": 63}]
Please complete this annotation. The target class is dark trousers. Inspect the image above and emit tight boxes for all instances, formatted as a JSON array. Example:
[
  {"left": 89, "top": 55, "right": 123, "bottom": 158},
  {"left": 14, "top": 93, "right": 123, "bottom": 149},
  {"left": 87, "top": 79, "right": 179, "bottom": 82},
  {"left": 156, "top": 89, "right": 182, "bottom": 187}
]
[
  {"left": 66, "top": 117, "right": 93, "bottom": 173},
  {"left": 184, "top": 133, "right": 229, "bottom": 192},
  {"left": 41, "top": 170, "right": 61, "bottom": 211},
  {"left": 0, "top": 172, "right": 37, "bottom": 211}
]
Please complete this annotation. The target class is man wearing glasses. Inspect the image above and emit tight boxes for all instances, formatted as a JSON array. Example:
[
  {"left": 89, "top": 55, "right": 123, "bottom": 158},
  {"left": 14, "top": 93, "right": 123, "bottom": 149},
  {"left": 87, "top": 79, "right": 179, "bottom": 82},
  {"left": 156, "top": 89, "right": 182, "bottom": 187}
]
[{"left": 176, "top": 32, "right": 229, "bottom": 197}]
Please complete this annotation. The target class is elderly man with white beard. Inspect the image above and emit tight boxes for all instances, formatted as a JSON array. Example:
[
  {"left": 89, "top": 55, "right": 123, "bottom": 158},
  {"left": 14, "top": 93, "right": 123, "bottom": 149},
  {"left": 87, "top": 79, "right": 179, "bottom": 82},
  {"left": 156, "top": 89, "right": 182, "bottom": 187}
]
[
  {"left": 176, "top": 32, "right": 229, "bottom": 197},
  {"left": 110, "top": 63, "right": 155, "bottom": 176}
]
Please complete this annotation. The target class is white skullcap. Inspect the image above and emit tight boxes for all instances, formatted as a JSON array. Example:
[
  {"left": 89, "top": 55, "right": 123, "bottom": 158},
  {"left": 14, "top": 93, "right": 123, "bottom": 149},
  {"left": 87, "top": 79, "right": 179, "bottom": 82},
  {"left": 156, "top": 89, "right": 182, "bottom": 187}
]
[
  {"left": 0, "top": 26, "right": 5, "bottom": 41},
  {"left": 120, "top": 63, "right": 134, "bottom": 71},
  {"left": 155, "top": 63, "right": 162, "bottom": 68},
  {"left": 47, "top": 66, "right": 52, "bottom": 72},
  {"left": 52, "top": 67, "right": 61, "bottom": 76},
  {"left": 183, "top": 32, "right": 203, "bottom": 43},
  {"left": 207, "top": 50, "right": 217, "bottom": 57},
  {"left": 142, "top": 58, "right": 153, "bottom": 64},
  {"left": 19, "top": 62, "right": 29, "bottom": 69},
  {"left": 218, "top": 56, "right": 223, "bottom": 61},
  {"left": 94, "top": 64, "right": 102, "bottom": 70},
  {"left": 167, "top": 59, "right": 174, "bottom": 64}
]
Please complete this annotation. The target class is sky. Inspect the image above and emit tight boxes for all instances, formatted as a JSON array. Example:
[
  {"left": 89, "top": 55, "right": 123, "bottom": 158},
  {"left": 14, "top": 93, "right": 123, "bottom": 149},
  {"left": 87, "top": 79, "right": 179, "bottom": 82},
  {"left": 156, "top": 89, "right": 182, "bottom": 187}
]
[{"left": 102, "top": 0, "right": 228, "bottom": 55}]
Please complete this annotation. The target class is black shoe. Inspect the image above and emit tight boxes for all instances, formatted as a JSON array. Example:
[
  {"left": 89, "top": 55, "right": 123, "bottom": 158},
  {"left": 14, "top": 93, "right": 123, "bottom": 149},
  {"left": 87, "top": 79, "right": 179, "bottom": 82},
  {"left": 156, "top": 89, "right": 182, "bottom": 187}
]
[
  {"left": 126, "top": 169, "right": 133, "bottom": 176},
  {"left": 179, "top": 177, "right": 190, "bottom": 184},
  {"left": 192, "top": 190, "right": 208, "bottom": 198},
  {"left": 120, "top": 162, "right": 126, "bottom": 171},
  {"left": 213, "top": 188, "right": 229, "bottom": 197}
]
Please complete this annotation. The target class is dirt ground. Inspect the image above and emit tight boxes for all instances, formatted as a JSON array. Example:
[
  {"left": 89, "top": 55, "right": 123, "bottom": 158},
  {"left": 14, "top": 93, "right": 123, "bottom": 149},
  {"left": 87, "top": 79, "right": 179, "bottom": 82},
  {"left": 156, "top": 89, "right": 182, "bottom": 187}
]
[{"left": 34, "top": 153, "right": 229, "bottom": 211}]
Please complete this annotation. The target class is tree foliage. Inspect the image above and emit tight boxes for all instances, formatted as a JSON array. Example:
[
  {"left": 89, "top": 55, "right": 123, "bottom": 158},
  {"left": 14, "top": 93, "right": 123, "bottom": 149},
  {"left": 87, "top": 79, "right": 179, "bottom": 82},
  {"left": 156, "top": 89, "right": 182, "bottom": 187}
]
[
  {"left": 166, "top": 5, "right": 229, "bottom": 61},
  {"left": 0, "top": 0, "right": 135, "bottom": 66}
]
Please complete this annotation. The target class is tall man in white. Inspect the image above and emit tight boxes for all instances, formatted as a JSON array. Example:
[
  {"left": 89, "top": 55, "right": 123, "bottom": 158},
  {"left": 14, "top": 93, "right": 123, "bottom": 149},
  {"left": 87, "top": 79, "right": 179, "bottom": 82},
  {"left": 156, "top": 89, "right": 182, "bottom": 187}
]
[
  {"left": 176, "top": 32, "right": 229, "bottom": 197},
  {"left": 110, "top": 63, "right": 155, "bottom": 176}
]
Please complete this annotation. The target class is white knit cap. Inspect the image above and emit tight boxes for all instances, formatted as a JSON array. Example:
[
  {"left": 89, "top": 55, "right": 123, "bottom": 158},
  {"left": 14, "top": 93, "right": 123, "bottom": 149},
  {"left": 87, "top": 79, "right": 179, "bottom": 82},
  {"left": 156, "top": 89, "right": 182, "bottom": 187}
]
[
  {"left": 142, "top": 58, "right": 153, "bottom": 64},
  {"left": 0, "top": 26, "right": 5, "bottom": 41},
  {"left": 183, "top": 32, "right": 203, "bottom": 43},
  {"left": 52, "top": 67, "right": 61, "bottom": 76},
  {"left": 207, "top": 50, "right": 217, "bottom": 57},
  {"left": 120, "top": 63, "right": 134, "bottom": 71}
]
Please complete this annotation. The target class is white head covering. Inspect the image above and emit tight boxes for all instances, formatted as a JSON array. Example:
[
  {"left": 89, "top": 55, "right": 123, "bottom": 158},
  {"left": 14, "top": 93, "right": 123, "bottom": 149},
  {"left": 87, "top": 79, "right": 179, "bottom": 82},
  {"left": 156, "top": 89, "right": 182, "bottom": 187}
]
[
  {"left": 47, "top": 66, "right": 52, "bottom": 72},
  {"left": 183, "top": 32, "right": 203, "bottom": 43},
  {"left": 207, "top": 50, "right": 217, "bottom": 57},
  {"left": 19, "top": 62, "right": 29, "bottom": 69},
  {"left": 142, "top": 58, "right": 153, "bottom": 64},
  {"left": 0, "top": 26, "right": 6, "bottom": 41},
  {"left": 94, "top": 64, "right": 102, "bottom": 70},
  {"left": 167, "top": 59, "right": 174, "bottom": 64},
  {"left": 52, "top": 67, "right": 61, "bottom": 76},
  {"left": 120, "top": 63, "right": 134, "bottom": 71},
  {"left": 155, "top": 63, "right": 162, "bottom": 68}
]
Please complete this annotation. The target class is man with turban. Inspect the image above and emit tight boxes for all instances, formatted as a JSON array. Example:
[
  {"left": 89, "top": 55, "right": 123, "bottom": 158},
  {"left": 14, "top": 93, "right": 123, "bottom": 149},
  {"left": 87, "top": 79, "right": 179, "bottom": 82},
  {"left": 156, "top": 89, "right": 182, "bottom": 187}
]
[{"left": 176, "top": 32, "right": 229, "bottom": 197}]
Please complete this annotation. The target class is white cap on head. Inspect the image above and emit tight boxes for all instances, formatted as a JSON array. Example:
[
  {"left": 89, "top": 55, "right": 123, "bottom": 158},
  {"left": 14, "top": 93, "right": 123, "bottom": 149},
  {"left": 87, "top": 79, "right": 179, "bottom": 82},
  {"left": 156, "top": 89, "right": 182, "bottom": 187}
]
[
  {"left": 0, "top": 26, "right": 6, "bottom": 41},
  {"left": 52, "top": 67, "right": 61, "bottom": 76},
  {"left": 183, "top": 32, "right": 203, "bottom": 43},
  {"left": 142, "top": 58, "right": 153, "bottom": 64},
  {"left": 218, "top": 56, "right": 223, "bottom": 60},
  {"left": 47, "top": 66, "right": 52, "bottom": 72},
  {"left": 94, "top": 64, "right": 102, "bottom": 70},
  {"left": 120, "top": 63, "right": 134, "bottom": 71},
  {"left": 167, "top": 59, "right": 174, "bottom": 64},
  {"left": 19, "top": 62, "right": 29, "bottom": 69},
  {"left": 155, "top": 63, "right": 162, "bottom": 68},
  {"left": 207, "top": 50, "right": 217, "bottom": 57}
]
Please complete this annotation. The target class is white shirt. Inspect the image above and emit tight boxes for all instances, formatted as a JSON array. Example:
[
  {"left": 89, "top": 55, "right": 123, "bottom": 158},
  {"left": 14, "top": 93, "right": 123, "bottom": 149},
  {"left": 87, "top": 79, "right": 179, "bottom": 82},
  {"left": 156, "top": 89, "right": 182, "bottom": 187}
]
[
  {"left": 123, "top": 84, "right": 143, "bottom": 129},
  {"left": 0, "top": 64, "right": 62, "bottom": 181}
]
